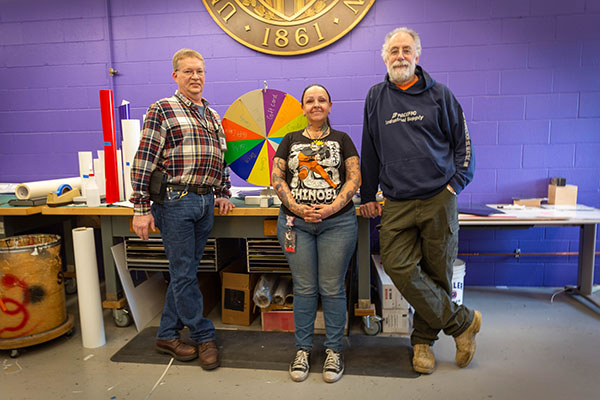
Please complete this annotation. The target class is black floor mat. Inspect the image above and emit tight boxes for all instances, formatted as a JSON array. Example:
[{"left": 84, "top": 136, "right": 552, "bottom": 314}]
[{"left": 111, "top": 327, "right": 418, "bottom": 378}]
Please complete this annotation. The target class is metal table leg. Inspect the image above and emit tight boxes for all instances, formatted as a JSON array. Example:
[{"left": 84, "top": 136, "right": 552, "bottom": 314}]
[
  {"left": 101, "top": 215, "right": 123, "bottom": 303},
  {"left": 565, "top": 223, "right": 600, "bottom": 312},
  {"left": 356, "top": 216, "right": 373, "bottom": 311}
]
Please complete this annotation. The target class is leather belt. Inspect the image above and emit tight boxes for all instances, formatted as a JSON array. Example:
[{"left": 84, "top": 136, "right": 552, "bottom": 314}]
[{"left": 166, "top": 184, "right": 212, "bottom": 195}]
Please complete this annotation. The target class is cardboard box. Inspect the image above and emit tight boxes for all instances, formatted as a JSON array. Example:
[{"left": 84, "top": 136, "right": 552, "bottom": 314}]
[
  {"left": 314, "top": 310, "right": 349, "bottom": 332},
  {"left": 259, "top": 307, "right": 349, "bottom": 333},
  {"left": 260, "top": 304, "right": 294, "bottom": 332},
  {"left": 513, "top": 198, "right": 542, "bottom": 207},
  {"left": 382, "top": 308, "right": 413, "bottom": 334},
  {"left": 221, "top": 259, "right": 260, "bottom": 326},
  {"left": 197, "top": 271, "right": 220, "bottom": 317},
  {"left": 548, "top": 184, "right": 577, "bottom": 206},
  {"left": 263, "top": 219, "right": 277, "bottom": 236},
  {"left": 372, "top": 254, "right": 411, "bottom": 310}
]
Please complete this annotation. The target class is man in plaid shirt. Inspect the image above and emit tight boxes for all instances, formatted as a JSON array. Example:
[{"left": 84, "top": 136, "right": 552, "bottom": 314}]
[{"left": 130, "top": 48, "right": 234, "bottom": 370}]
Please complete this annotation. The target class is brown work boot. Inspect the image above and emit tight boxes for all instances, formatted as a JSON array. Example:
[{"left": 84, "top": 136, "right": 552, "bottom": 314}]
[
  {"left": 155, "top": 338, "right": 198, "bottom": 361},
  {"left": 198, "top": 340, "right": 220, "bottom": 370},
  {"left": 454, "top": 310, "right": 482, "bottom": 368},
  {"left": 412, "top": 344, "right": 435, "bottom": 374}
]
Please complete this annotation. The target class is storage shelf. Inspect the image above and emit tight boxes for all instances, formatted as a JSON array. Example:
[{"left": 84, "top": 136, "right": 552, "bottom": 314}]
[
  {"left": 246, "top": 238, "right": 289, "bottom": 273},
  {"left": 124, "top": 238, "right": 242, "bottom": 272}
]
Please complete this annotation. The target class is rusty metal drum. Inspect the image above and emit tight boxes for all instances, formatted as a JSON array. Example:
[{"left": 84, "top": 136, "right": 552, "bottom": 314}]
[{"left": 0, "top": 234, "right": 66, "bottom": 339}]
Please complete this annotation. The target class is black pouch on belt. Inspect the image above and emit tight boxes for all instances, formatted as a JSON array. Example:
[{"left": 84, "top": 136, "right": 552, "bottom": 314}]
[{"left": 149, "top": 169, "right": 167, "bottom": 204}]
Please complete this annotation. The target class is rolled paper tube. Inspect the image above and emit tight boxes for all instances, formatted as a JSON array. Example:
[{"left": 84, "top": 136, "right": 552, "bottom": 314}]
[
  {"left": 284, "top": 293, "right": 294, "bottom": 306},
  {"left": 96, "top": 151, "right": 105, "bottom": 196},
  {"left": 121, "top": 119, "right": 141, "bottom": 165},
  {"left": 99, "top": 90, "right": 120, "bottom": 204},
  {"left": 78, "top": 151, "right": 93, "bottom": 175},
  {"left": 252, "top": 274, "right": 278, "bottom": 308},
  {"left": 117, "top": 149, "right": 124, "bottom": 201},
  {"left": 124, "top": 164, "right": 133, "bottom": 202},
  {"left": 117, "top": 102, "right": 130, "bottom": 151},
  {"left": 272, "top": 276, "right": 292, "bottom": 305},
  {"left": 93, "top": 157, "right": 105, "bottom": 196},
  {"left": 254, "top": 293, "right": 270, "bottom": 308},
  {"left": 15, "top": 177, "right": 81, "bottom": 200},
  {"left": 118, "top": 102, "right": 130, "bottom": 120},
  {"left": 121, "top": 119, "right": 141, "bottom": 201},
  {"left": 78, "top": 151, "right": 93, "bottom": 197},
  {"left": 72, "top": 227, "right": 106, "bottom": 348}
]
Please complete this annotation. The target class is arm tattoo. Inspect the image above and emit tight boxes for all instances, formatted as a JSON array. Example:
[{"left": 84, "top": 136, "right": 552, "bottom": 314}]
[
  {"left": 330, "top": 156, "right": 361, "bottom": 212},
  {"left": 271, "top": 157, "right": 294, "bottom": 209}
]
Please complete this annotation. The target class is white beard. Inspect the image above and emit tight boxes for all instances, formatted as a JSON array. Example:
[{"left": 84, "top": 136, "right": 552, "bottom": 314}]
[{"left": 388, "top": 61, "right": 416, "bottom": 85}]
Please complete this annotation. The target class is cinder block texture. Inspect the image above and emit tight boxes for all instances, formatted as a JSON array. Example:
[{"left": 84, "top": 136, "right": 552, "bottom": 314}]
[{"left": 0, "top": 0, "right": 598, "bottom": 286}]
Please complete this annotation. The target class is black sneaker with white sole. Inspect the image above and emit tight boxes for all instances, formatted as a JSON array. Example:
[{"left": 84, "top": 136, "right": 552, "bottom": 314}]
[
  {"left": 322, "top": 349, "right": 344, "bottom": 383},
  {"left": 289, "top": 349, "right": 310, "bottom": 382}
]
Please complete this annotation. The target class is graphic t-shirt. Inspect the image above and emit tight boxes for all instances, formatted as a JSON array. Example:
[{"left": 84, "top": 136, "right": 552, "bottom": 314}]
[{"left": 274, "top": 128, "right": 358, "bottom": 220}]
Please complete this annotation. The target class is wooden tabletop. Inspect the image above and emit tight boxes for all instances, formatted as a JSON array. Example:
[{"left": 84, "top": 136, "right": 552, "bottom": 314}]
[
  {"left": 41, "top": 205, "right": 134, "bottom": 216},
  {"left": 9, "top": 200, "right": 596, "bottom": 225},
  {"left": 40, "top": 205, "right": 283, "bottom": 217},
  {"left": 40, "top": 205, "right": 367, "bottom": 217},
  {"left": 0, "top": 195, "right": 44, "bottom": 216},
  {"left": 0, "top": 205, "right": 44, "bottom": 216}
]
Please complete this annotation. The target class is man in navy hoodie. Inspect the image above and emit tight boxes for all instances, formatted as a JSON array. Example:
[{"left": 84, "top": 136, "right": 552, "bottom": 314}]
[{"left": 360, "top": 27, "right": 481, "bottom": 374}]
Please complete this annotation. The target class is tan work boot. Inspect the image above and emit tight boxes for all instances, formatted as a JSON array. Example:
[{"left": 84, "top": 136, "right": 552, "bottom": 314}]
[
  {"left": 454, "top": 310, "right": 482, "bottom": 368},
  {"left": 412, "top": 344, "right": 435, "bottom": 374}
]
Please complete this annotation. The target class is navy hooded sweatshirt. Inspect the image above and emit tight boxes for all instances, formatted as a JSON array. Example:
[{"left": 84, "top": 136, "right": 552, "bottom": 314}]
[{"left": 360, "top": 65, "right": 474, "bottom": 203}]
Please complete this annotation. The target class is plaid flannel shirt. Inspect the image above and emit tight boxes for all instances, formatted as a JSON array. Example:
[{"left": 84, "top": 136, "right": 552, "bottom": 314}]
[{"left": 130, "top": 91, "right": 231, "bottom": 215}]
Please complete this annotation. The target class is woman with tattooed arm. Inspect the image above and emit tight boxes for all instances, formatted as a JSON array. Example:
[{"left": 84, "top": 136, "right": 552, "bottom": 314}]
[{"left": 271, "top": 84, "right": 361, "bottom": 384}]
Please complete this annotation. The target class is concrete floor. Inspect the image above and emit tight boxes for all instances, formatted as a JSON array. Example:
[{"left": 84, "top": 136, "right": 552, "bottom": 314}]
[{"left": 2, "top": 286, "right": 600, "bottom": 400}]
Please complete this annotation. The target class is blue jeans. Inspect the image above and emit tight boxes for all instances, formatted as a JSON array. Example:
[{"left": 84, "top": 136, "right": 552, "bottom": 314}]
[
  {"left": 277, "top": 207, "right": 358, "bottom": 352},
  {"left": 152, "top": 190, "right": 215, "bottom": 344}
]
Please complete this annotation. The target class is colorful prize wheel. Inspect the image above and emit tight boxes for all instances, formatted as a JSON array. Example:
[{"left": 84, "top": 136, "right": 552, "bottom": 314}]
[{"left": 222, "top": 89, "right": 307, "bottom": 186}]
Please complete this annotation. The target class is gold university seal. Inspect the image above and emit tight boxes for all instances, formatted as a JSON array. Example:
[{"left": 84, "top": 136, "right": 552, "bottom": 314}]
[{"left": 203, "top": 0, "right": 375, "bottom": 56}]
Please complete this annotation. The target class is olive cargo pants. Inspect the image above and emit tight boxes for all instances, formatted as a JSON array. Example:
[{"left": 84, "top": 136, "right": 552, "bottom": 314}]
[{"left": 379, "top": 188, "right": 474, "bottom": 346}]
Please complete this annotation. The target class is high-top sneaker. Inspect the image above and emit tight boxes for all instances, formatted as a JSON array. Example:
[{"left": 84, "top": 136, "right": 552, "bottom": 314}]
[
  {"left": 289, "top": 349, "right": 310, "bottom": 382},
  {"left": 322, "top": 349, "right": 344, "bottom": 383}
]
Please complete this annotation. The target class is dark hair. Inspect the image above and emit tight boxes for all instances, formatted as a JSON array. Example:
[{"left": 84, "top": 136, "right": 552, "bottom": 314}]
[
  {"left": 301, "top": 84, "right": 332, "bottom": 105},
  {"left": 301, "top": 84, "right": 332, "bottom": 127}
]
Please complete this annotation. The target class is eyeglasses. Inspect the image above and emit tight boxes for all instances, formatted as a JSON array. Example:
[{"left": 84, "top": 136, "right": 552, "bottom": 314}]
[
  {"left": 388, "top": 47, "right": 414, "bottom": 57},
  {"left": 178, "top": 69, "right": 205, "bottom": 77}
]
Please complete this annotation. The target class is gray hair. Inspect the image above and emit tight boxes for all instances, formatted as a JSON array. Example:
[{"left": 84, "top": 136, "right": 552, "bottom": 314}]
[
  {"left": 381, "top": 27, "right": 422, "bottom": 60},
  {"left": 172, "top": 48, "right": 204, "bottom": 72}
]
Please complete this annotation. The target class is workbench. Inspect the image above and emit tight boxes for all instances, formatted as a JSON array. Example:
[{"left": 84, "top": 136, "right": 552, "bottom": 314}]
[
  {"left": 459, "top": 208, "right": 600, "bottom": 310},
  {"left": 40, "top": 202, "right": 600, "bottom": 321},
  {"left": 40, "top": 202, "right": 373, "bottom": 320}
]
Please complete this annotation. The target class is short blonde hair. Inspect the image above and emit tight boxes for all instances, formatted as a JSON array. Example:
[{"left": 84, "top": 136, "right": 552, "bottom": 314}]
[{"left": 172, "top": 48, "right": 204, "bottom": 72}]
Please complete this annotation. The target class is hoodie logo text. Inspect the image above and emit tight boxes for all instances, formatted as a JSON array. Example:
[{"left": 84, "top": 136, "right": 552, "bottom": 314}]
[{"left": 385, "top": 110, "right": 424, "bottom": 125}]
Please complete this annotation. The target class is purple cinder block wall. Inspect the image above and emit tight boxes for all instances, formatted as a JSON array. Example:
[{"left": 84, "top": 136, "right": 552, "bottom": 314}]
[{"left": 1, "top": 0, "right": 599, "bottom": 286}]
